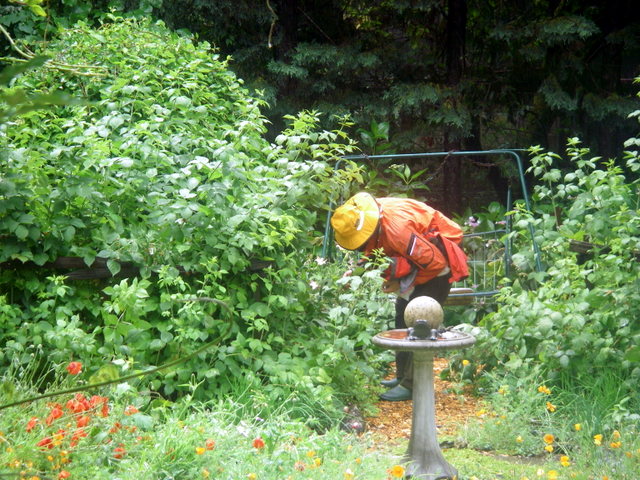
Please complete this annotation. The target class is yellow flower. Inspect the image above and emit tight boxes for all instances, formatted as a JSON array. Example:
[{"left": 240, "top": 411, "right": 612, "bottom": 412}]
[
  {"left": 202, "top": 469, "right": 210, "bottom": 478},
  {"left": 574, "top": 423, "right": 581, "bottom": 431},
  {"left": 560, "top": 455, "right": 571, "bottom": 467},
  {"left": 498, "top": 386, "right": 507, "bottom": 395},
  {"left": 388, "top": 465, "right": 406, "bottom": 478},
  {"left": 547, "top": 470, "right": 559, "bottom": 480},
  {"left": 543, "top": 434, "right": 555, "bottom": 444},
  {"left": 546, "top": 401, "right": 556, "bottom": 412},
  {"left": 594, "top": 434, "right": 603, "bottom": 446},
  {"left": 344, "top": 468, "right": 355, "bottom": 480},
  {"left": 306, "top": 450, "right": 316, "bottom": 458},
  {"left": 538, "top": 385, "right": 551, "bottom": 395},
  {"left": 355, "top": 457, "right": 362, "bottom": 464},
  {"left": 544, "top": 445, "right": 554, "bottom": 453},
  {"left": 313, "top": 457, "right": 322, "bottom": 467},
  {"left": 612, "top": 430, "right": 621, "bottom": 440},
  {"left": 195, "top": 447, "right": 206, "bottom": 455},
  {"left": 462, "top": 359, "right": 470, "bottom": 366},
  {"left": 516, "top": 435, "right": 524, "bottom": 443},
  {"left": 247, "top": 474, "right": 257, "bottom": 480}
]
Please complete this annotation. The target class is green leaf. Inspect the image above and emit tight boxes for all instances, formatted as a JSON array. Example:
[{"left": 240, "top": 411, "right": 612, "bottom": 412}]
[
  {"left": 30, "top": 5, "right": 47, "bottom": 16},
  {"left": 62, "top": 226, "right": 76, "bottom": 242},
  {"left": 624, "top": 346, "right": 640, "bottom": 363},
  {"left": 14, "top": 225, "right": 29, "bottom": 240},
  {"left": 89, "top": 364, "right": 120, "bottom": 384},
  {"left": 107, "top": 259, "right": 121, "bottom": 276}
]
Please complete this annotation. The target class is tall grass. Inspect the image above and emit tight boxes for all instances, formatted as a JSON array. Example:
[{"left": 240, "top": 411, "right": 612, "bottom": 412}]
[{"left": 455, "top": 367, "right": 640, "bottom": 479}]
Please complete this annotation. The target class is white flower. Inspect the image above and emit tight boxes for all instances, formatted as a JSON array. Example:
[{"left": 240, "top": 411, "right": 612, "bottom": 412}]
[
  {"left": 309, "top": 280, "right": 319, "bottom": 290},
  {"left": 315, "top": 257, "right": 327, "bottom": 265}
]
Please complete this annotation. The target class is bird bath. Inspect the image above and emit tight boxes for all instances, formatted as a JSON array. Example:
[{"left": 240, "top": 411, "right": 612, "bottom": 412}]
[{"left": 372, "top": 327, "right": 476, "bottom": 479}]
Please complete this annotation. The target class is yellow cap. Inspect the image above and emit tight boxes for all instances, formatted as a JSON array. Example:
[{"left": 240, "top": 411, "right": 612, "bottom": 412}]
[{"left": 331, "top": 192, "right": 380, "bottom": 250}]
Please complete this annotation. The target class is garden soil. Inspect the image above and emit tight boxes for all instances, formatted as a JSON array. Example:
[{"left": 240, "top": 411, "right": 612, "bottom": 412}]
[{"left": 365, "top": 357, "right": 479, "bottom": 447}]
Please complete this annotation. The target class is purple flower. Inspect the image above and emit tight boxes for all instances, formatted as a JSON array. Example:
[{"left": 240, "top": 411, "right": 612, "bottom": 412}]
[{"left": 466, "top": 216, "right": 480, "bottom": 228}]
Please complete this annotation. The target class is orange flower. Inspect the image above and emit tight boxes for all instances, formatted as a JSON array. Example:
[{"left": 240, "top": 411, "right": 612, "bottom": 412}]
[
  {"left": 205, "top": 438, "right": 216, "bottom": 450},
  {"left": 70, "top": 428, "right": 87, "bottom": 447},
  {"left": 26, "top": 417, "right": 39, "bottom": 432},
  {"left": 58, "top": 471, "right": 71, "bottom": 479},
  {"left": 114, "top": 446, "right": 126, "bottom": 459},
  {"left": 37, "top": 437, "right": 53, "bottom": 449},
  {"left": 609, "top": 441, "right": 622, "bottom": 449},
  {"left": 46, "top": 404, "right": 64, "bottom": 426},
  {"left": 124, "top": 405, "right": 139, "bottom": 416},
  {"left": 89, "top": 395, "right": 110, "bottom": 416},
  {"left": 543, "top": 434, "right": 555, "bottom": 444},
  {"left": 252, "top": 437, "right": 265, "bottom": 449},
  {"left": 76, "top": 415, "right": 90, "bottom": 428},
  {"left": 66, "top": 362, "right": 82, "bottom": 375},
  {"left": 388, "top": 465, "right": 406, "bottom": 478},
  {"left": 53, "top": 428, "right": 67, "bottom": 442}
]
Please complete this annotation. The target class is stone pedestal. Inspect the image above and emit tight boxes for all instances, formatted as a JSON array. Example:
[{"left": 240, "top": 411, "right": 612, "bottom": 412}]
[{"left": 372, "top": 329, "right": 475, "bottom": 480}]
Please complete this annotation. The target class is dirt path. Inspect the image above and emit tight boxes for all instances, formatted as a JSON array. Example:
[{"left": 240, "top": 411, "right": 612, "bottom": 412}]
[{"left": 365, "top": 357, "right": 480, "bottom": 446}]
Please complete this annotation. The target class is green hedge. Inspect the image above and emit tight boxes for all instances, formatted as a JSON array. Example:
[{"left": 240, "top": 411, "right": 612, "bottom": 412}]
[{"left": 0, "top": 17, "right": 391, "bottom": 421}]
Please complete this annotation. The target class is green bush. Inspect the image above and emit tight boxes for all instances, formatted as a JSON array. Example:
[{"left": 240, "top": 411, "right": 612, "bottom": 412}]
[
  {"left": 0, "top": 17, "right": 392, "bottom": 418},
  {"left": 471, "top": 137, "right": 640, "bottom": 418}
]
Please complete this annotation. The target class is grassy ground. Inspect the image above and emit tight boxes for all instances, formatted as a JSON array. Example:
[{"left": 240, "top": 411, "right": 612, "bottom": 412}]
[{"left": 2, "top": 365, "right": 638, "bottom": 480}]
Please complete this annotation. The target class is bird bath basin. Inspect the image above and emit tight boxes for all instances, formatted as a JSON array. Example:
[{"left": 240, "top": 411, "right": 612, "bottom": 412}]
[{"left": 372, "top": 328, "right": 476, "bottom": 479}]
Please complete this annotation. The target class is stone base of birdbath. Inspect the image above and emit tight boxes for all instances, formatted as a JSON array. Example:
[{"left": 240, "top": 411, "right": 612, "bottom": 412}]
[{"left": 372, "top": 329, "right": 476, "bottom": 480}]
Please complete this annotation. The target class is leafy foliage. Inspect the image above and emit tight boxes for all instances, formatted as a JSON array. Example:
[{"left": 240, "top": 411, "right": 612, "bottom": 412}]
[
  {"left": 469, "top": 138, "right": 640, "bottom": 420},
  {"left": 0, "top": 17, "right": 393, "bottom": 418}
]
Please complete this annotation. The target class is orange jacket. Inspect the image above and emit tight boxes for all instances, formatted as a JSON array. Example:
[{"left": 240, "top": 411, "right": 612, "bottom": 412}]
[{"left": 363, "top": 197, "right": 464, "bottom": 286}]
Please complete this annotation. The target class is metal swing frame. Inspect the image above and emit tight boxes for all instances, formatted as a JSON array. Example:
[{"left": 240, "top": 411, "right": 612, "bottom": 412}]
[{"left": 321, "top": 149, "right": 543, "bottom": 302}]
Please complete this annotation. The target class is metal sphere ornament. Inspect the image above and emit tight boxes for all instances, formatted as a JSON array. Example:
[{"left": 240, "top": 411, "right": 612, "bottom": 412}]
[{"left": 404, "top": 296, "right": 444, "bottom": 341}]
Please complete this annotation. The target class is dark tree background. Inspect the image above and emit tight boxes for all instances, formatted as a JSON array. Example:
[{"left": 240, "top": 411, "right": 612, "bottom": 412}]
[{"left": 2, "top": 0, "right": 639, "bottom": 213}]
